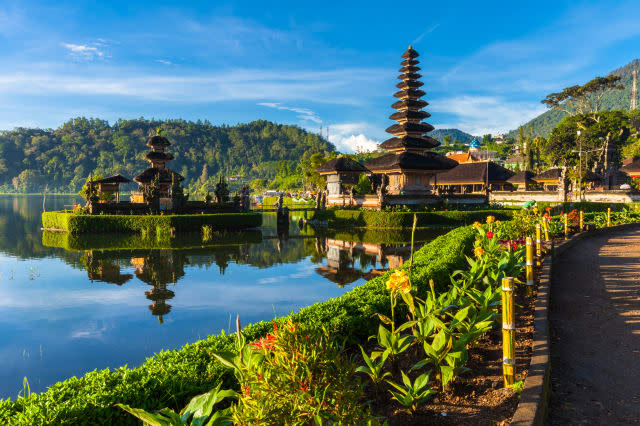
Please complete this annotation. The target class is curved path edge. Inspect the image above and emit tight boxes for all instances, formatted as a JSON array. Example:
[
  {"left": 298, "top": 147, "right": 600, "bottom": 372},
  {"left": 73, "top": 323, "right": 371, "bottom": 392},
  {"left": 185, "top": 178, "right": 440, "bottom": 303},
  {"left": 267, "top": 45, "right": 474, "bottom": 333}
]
[{"left": 510, "top": 222, "right": 640, "bottom": 426}]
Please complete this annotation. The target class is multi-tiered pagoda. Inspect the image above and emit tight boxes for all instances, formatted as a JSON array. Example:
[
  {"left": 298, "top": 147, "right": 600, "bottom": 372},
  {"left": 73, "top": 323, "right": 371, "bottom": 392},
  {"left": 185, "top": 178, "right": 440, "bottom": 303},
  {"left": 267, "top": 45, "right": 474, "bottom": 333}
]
[
  {"left": 133, "top": 135, "right": 184, "bottom": 202},
  {"left": 365, "top": 46, "right": 456, "bottom": 195}
]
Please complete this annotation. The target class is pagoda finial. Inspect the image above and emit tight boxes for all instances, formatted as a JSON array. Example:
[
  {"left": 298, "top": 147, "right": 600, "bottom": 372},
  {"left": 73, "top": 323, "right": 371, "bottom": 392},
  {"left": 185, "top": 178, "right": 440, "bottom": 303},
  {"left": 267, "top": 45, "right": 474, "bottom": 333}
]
[{"left": 408, "top": 45, "right": 412, "bottom": 49}]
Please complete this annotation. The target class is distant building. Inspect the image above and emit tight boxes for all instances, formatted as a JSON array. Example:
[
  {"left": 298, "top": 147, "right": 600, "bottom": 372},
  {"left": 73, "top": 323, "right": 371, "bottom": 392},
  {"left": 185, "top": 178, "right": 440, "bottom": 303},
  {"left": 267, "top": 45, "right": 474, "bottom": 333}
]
[
  {"left": 435, "top": 161, "right": 514, "bottom": 193},
  {"left": 315, "top": 156, "right": 369, "bottom": 197},
  {"left": 493, "top": 134, "right": 507, "bottom": 144}
]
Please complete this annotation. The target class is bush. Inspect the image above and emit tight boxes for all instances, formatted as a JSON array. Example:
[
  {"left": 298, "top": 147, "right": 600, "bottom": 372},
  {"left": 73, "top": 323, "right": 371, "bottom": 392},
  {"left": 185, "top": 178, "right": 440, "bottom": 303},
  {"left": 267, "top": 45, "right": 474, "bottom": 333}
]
[
  {"left": 0, "top": 226, "right": 476, "bottom": 424},
  {"left": 262, "top": 196, "right": 314, "bottom": 208},
  {"left": 314, "top": 209, "right": 514, "bottom": 228},
  {"left": 42, "top": 211, "right": 263, "bottom": 234}
]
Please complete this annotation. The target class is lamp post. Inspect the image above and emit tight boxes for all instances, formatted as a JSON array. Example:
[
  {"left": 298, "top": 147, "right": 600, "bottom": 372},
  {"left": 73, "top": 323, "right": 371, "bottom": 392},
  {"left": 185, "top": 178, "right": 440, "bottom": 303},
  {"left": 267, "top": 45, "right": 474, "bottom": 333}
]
[{"left": 577, "top": 130, "right": 582, "bottom": 200}]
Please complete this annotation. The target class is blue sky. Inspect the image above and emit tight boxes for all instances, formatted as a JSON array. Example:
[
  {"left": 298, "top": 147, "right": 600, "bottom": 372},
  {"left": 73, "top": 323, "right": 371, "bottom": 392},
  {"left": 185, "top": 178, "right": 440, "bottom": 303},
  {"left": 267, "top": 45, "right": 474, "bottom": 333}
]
[{"left": 1, "top": 0, "right": 640, "bottom": 152}]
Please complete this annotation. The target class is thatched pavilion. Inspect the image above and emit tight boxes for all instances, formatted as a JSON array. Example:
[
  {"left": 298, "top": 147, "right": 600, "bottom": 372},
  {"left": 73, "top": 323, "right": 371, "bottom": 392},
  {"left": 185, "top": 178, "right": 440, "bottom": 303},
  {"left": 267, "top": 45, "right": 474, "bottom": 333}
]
[
  {"left": 315, "top": 156, "right": 369, "bottom": 197},
  {"left": 364, "top": 46, "right": 456, "bottom": 195},
  {"left": 132, "top": 135, "right": 184, "bottom": 203},
  {"left": 89, "top": 174, "right": 132, "bottom": 202},
  {"left": 533, "top": 168, "right": 562, "bottom": 191},
  {"left": 620, "top": 157, "right": 640, "bottom": 181},
  {"left": 435, "top": 161, "right": 514, "bottom": 193},
  {"left": 507, "top": 170, "right": 537, "bottom": 191}
]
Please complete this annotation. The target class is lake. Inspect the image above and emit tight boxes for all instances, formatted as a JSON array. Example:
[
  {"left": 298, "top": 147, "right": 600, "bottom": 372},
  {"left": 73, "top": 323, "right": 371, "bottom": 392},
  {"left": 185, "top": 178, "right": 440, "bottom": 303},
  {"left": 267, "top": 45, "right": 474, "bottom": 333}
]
[{"left": 0, "top": 195, "right": 447, "bottom": 399}]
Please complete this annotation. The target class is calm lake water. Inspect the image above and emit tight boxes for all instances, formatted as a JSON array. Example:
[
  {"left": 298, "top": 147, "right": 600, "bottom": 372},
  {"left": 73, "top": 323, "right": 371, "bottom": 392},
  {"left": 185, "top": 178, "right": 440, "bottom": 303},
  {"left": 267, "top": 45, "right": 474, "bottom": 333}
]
[{"left": 0, "top": 195, "right": 447, "bottom": 398}]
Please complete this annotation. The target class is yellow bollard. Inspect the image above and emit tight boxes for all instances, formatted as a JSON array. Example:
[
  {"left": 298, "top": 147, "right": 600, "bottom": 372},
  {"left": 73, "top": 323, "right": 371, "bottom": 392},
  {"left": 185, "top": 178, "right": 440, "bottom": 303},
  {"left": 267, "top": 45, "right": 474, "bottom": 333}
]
[
  {"left": 535, "top": 224, "right": 542, "bottom": 266},
  {"left": 579, "top": 210, "right": 584, "bottom": 232},
  {"left": 526, "top": 236, "right": 535, "bottom": 287},
  {"left": 501, "top": 276, "right": 516, "bottom": 387},
  {"left": 607, "top": 207, "right": 611, "bottom": 227},
  {"left": 564, "top": 213, "right": 568, "bottom": 240},
  {"left": 543, "top": 218, "right": 550, "bottom": 242}
]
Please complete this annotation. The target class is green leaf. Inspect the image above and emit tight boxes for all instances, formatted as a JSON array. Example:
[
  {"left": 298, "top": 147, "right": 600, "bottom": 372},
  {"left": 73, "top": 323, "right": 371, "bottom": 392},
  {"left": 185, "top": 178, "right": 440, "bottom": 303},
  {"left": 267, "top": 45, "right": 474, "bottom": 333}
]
[
  {"left": 210, "top": 351, "right": 238, "bottom": 371},
  {"left": 440, "top": 365, "right": 455, "bottom": 390},
  {"left": 395, "top": 320, "right": 417, "bottom": 334},
  {"left": 413, "top": 372, "right": 431, "bottom": 391},
  {"left": 401, "top": 371, "right": 411, "bottom": 388},
  {"left": 116, "top": 404, "right": 174, "bottom": 426},
  {"left": 432, "top": 330, "right": 447, "bottom": 352}
]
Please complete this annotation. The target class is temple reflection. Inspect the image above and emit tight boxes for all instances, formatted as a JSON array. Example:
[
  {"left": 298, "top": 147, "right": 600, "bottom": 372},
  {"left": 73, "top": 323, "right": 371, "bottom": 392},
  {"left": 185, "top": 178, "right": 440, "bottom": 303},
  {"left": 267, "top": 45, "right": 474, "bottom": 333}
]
[{"left": 313, "top": 237, "right": 411, "bottom": 287}]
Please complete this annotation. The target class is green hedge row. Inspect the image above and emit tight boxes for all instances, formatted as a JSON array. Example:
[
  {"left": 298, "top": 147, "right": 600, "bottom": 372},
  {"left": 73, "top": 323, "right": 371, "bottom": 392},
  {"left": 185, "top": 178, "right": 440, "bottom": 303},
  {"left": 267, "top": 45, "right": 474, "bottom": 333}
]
[
  {"left": 0, "top": 226, "right": 476, "bottom": 425},
  {"left": 42, "top": 230, "right": 263, "bottom": 251},
  {"left": 536, "top": 201, "right": 640, "bottom": 213},
  {"left": 314, "top": 209, "right": 514, "bottom": 228},
  {"left": 42, "top": 212, "right": 263, "bottom": 234},
  {"left": 262, "top": 196, "right": 315, "bottom": 207}
]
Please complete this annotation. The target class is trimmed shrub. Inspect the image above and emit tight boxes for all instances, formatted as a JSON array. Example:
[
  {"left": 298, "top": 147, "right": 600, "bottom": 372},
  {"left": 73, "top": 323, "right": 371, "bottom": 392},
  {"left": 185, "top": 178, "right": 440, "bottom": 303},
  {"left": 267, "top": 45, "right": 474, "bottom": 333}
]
[
  {"left": 314, "top": 209, "right": 514, "bottom": 228},
  {"left": 0, "top": 226, "right": 476, "bottom": 425},
  {"left": 42, "top": 212, "right": 263, "bottom": 234}
]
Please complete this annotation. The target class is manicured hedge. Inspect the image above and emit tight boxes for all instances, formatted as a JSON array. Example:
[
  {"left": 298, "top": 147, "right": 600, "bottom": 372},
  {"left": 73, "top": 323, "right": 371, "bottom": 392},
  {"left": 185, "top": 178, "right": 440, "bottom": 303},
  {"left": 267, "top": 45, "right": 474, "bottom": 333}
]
[
  {"left": 314, "top": 209, "right": 514, "bottom": 228},
  {"left": 0, "top": 226, "right": 476, "bottom": 425},
  {"left": 536, "top": 201, "right": 640, "bottom": 213},
  {"left": 42, "top": 230, "right": 263, "bottom": 251},
  {"left": 262, "top": 196, "right": 315, "bottom": 207},
  {"left": 42, "top": 211, "right": 263, "bottom": 234}
]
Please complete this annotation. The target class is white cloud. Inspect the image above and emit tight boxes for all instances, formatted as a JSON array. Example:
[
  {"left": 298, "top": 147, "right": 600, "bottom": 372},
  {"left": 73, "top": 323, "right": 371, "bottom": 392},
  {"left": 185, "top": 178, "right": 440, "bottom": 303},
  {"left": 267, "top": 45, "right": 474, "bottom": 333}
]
[
  {"left": 430, "top": 96, "right": 546, "bottom": 135},
  {"left": 61, "top": 43, "right": 106, "bottom": 60},
  {"left": 257, "top": 102, "right": 321, "bottom": 123},
  {"left": 155, "top": 59, "right": 172, "bottom": 65},
  {"left": 327, "top": 122, "right": 381, "bottom": 153}
]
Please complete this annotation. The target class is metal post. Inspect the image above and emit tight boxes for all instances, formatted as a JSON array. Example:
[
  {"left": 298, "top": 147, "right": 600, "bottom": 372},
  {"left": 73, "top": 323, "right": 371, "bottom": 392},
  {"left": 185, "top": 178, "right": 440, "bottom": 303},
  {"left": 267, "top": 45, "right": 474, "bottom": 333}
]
[
  {"left": 579, "top": 210, "right": 584, "bottom": 232},
  {"left": 607, "top": 207, "right": 611, "bottom": 227},
  {"left": 501, "top": 277, "right": 516, "bottom": 387},
  {"left": 564, "top": 213, "right": 568, "bottom": 240}
]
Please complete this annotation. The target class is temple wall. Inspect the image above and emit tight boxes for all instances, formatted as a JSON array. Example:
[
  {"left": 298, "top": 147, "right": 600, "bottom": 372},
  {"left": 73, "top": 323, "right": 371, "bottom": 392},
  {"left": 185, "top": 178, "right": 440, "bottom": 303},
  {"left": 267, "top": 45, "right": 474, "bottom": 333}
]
[
  {"left": 326, "top": 194, "right": 488, "bottom": 209},
  {"left": 490, "top": 190, "right": 640, "bottom": 204}
]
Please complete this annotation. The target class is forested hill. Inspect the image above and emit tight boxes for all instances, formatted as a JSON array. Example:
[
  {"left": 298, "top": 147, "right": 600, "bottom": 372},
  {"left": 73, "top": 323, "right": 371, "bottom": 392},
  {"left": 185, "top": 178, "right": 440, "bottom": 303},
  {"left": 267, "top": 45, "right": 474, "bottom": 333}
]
[
  {"left": 428, "top": 128, "right": 474, "bottom": 144},
  {"left": 507, "top": 59, "right": 640, "bottom": 139},
  {"left": 0, "top": 118, "right": 335, "bottom": 192}
]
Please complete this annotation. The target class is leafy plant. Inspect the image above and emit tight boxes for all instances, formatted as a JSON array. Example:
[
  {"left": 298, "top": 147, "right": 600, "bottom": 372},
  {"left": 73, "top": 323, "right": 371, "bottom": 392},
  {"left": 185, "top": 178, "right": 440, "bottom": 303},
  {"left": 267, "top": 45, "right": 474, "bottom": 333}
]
[{"left": 386, "top": 371, "right": 437, "bottom": 413}]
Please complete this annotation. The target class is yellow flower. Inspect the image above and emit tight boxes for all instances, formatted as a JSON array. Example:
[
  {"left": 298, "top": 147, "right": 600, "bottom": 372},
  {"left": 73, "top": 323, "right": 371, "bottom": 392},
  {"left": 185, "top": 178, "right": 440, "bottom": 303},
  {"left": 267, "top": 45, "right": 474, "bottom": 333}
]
[
  {"left": 486, "top": 216, "right": 495, "bottom": 224},
  {"left": 474, "top": 246, "right": 485, "bottom": 257},
  {"left": 386, "top": 269, "right": 411, "bottom": 294},
  {"left": 495, "top": 220, "right": 501, "bottom": 226},
  {"left": 472, "top": 221, "right": 482, "bottom": 229}
]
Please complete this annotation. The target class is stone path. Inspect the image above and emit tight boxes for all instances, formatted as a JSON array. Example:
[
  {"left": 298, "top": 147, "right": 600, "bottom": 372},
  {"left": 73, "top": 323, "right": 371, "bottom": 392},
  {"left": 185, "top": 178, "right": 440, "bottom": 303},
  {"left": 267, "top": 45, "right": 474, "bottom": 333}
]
[{"left": 549, "top": 228, "right": 640, "bottom": 424}]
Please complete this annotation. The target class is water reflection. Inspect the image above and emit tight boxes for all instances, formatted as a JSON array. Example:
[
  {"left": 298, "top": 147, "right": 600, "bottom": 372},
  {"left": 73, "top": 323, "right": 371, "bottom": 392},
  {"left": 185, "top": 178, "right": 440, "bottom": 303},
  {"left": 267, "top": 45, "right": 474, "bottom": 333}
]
[{"left": 0, "top": 195, "right": 450, "bottom": 397}]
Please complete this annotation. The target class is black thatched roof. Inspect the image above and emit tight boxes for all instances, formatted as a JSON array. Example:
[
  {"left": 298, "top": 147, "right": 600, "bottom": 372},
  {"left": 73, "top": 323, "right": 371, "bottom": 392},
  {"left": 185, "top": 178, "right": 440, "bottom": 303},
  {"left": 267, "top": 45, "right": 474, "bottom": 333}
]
[
  {"left": 391, "top": 99, "right": 428, "bottom": 110},
  {"left": 399, "top": 65, "right": 421, "bottom": 73},
  {"left": 92, "top": 174, "right": 132, "bottom": 184},
  {"left": 146, "top": 135, "right": 171, "bottom": 148},
  {"left": 436, "top": 162, "right": 514, "bottom": 185},
  {"left": 146, "top": 151, "right": 174, "bottom": 161},
  {"left": 389, "top": 110, "right": 431, "bottom": 121},
  {"left": 386, "top": 122, "right": 435, "bottom": 134},
  {"left": 365, "top": 152, "right": 457, "bottom": 172},
  {"left": 620, "top": 157, "right": 640, "bottom": 173},
  {"left": 379, "top": 136, "right": 440, "bottom": 151},
  {"left": 397, "top": 73, "right": 422, "bottom": 81},
  {"left": 507, "top": 170, "right": 536, "bottom": 185},
  {"left": 134, "top": 167, "right": 184, "bottom": 184},
  {"left": 401, "top": 46, "right": 419, "bottom": 59},
  {"left": 393, "top": 89, "right": 426, "bottom": 99},
  {"left": 400, "top": 59, "right": 419, "bottom": 67},
  {"left": 315, "top": 156, "right": 368, "bottom": 174},
  {"left": 396, "top": 80, "right": 424, "bottom": 90},
  {"left": 533, "top": 168, "right": 562, "bottom": 182}
]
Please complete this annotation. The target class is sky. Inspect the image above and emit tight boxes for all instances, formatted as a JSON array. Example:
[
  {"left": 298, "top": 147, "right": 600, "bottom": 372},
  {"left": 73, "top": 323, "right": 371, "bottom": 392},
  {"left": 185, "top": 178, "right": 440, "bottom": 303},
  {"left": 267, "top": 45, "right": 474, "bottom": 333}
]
[{"left": 1, "top": 0, "right": 640, "bottom": 152}]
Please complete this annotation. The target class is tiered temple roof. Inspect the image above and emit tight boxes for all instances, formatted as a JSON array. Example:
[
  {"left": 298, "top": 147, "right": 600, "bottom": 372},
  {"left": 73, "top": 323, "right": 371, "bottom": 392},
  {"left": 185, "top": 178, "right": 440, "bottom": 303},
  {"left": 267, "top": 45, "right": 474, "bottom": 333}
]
[
  {"left": 315, "top": 156, "right": 369, "bottom": 175},
  {"left": 366, "top": 46, "right": 455, "bottom": 172},
  {"left": 134, "top": 135, "right": 184, "bottom": 185}
]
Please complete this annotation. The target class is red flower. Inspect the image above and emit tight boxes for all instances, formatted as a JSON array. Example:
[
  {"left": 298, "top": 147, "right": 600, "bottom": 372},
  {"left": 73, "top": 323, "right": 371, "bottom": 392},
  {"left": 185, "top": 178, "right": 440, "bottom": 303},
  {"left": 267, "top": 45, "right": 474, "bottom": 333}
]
[
  {"left": 242, "top": 384, "right": 251, "bottom": 397},
  {"left": 486, "top": 231, "right": 494, "bottom": 239},
  {"left": 251, "top": 332, "right": 277, "bottom": 351},
  {"left": 297, "top": 379, "right": 310, "bottom": 392}
]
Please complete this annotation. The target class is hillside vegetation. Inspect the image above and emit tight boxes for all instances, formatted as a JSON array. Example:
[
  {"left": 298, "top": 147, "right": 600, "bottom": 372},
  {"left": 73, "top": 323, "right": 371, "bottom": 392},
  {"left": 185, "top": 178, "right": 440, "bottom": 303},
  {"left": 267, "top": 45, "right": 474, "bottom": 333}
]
[
  {"left": 507, "top": 59, "right": 640, "bottom": 138},
  {"left": 0, "top": 118, "right": 335, "bottom": 193}
]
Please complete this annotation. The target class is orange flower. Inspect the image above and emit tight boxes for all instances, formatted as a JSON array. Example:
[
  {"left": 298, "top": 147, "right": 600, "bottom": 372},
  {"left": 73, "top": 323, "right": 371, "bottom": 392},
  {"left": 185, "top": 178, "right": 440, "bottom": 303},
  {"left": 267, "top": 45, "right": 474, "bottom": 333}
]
[
  {"left": 486, "top": 216, "right": 495, "bottom": 224},
  {"left": 474, "top": 246, "right": 485, "bottom": 257},
  {"left": 472, "top": 221, "right": 482, "bottom": 229},
  {"left": 386, "top": 269, "right": 411, "bottom": 294}
]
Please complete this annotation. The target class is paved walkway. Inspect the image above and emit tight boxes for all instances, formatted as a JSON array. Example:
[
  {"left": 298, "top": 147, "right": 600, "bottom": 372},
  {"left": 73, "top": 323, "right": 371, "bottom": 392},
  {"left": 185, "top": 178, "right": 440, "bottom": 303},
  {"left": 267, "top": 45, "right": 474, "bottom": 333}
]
[{"left": 549, "top": 228, "right": 640, "bottom": 424}]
